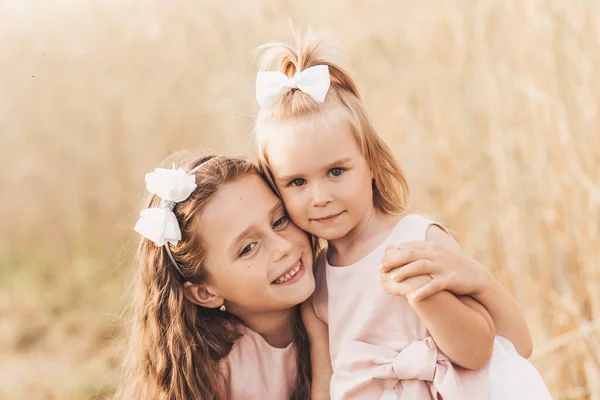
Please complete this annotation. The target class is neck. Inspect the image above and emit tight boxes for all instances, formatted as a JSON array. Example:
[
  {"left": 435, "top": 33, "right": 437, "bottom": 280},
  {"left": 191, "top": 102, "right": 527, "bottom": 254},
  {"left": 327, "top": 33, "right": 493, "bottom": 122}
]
[
  {"left": 327, "top": 206, "right": 400, "bottom": 265},
  {"left": 237, "top": 307, "right": 296, "bottom": 348}
]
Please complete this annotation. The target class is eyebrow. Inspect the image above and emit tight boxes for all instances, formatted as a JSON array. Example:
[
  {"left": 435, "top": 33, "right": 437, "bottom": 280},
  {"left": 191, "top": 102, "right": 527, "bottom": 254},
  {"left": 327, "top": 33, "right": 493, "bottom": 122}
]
[
  {"left": 276, "top": 157, "right": 353, "bottom": 183},
  {"left": 230, "top": 201, "right": 285, "bottom": 253}
]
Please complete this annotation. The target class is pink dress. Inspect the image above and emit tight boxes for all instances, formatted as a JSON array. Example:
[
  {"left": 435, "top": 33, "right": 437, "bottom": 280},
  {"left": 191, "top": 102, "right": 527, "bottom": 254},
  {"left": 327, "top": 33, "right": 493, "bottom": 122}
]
[
  {"left": 312, "top": 214, "right": 552, "bottom": 400},
  {"left": 221, "top": 326, "right": 297, "bottom": 399}
]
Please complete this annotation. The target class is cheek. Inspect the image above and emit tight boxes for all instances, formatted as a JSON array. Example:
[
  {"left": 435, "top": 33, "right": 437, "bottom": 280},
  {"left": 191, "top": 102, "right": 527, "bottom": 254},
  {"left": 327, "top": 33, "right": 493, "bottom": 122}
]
[
  {"left": 281, "top": 191, "right": 308, "bottom": 219},
  {"left": 214, "top": 259, "right": 264, "bottom": 287},
  {"left": 285, "top": 224, "right": 311, "bottom": 247},
  {"left": 342, "top": 174, "right": 372, "bottom": 205},
  {"left": 227, "top": 263, "right": 268, "bottom": 296}
]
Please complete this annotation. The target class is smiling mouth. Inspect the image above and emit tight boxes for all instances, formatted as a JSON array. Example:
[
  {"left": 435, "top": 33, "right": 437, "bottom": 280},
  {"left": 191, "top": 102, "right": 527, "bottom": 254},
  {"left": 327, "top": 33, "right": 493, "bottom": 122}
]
[{"left": 271, "top": 259, "right": 303, "bottom": 284}]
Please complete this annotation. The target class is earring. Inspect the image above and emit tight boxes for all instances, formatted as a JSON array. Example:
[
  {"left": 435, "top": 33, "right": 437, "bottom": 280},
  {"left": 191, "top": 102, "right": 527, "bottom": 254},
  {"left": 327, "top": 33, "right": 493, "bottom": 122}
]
[{"left": 219, "top": 304, "right": 226, "bottom": 312}]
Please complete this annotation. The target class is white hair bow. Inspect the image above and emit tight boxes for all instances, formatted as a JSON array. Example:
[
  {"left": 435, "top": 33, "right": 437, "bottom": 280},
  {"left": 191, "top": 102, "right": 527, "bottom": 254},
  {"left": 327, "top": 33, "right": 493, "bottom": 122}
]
[
  {"left": 255, "top": 65, "right": 331, "bottom": 108},
  {"left": 134, "top": 165, "right": 197, "bottom": 247}
]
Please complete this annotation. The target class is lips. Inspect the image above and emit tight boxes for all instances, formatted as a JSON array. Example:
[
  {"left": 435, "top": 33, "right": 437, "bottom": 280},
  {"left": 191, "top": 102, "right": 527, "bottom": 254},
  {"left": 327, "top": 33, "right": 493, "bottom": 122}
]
[
  {"left": 312, "top": 211, "right": 343, "bottom": 222},
  {"left": 271, "top": 259, "right": 303, "bottom": 284}
]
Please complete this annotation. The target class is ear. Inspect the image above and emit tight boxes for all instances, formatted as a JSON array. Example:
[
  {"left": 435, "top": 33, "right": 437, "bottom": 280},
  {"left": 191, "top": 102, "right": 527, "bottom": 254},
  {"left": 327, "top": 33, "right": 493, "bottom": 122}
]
[{"left": 183, "top": 282, "right": 224, "bottom": 309}]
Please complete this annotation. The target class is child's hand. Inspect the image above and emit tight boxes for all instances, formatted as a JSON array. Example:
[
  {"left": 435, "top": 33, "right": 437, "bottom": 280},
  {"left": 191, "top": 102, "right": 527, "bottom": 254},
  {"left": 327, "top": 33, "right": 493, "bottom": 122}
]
[
  {"left": 379, "top": 241, "right": 491, "bottom": 301},
  {"left": 380, "top": 244, "right": 433, "bottom": 297}
]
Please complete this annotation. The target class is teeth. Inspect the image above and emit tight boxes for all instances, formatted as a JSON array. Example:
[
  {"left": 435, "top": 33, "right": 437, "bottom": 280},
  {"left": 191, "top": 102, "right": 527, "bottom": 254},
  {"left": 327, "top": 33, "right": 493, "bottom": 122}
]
[{"left": 273, "top": 261, "right": 302, "bottom": 284}]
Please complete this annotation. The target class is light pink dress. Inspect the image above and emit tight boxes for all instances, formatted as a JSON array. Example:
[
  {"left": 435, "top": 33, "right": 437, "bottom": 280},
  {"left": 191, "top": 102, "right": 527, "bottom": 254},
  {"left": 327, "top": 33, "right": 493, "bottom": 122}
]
[
  {"left": 221, "top": 326, "right": 297, "bottom": 399},
  {"left": 312, "top": 214, "right": 552, "bottom": 400}
]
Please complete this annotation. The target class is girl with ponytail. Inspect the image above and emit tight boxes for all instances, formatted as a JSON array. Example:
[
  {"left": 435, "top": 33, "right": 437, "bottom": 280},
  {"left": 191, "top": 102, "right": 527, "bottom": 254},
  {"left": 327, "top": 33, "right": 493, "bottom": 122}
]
[{"left": 253, "top": 29, "right": 551, "bottom": 399}]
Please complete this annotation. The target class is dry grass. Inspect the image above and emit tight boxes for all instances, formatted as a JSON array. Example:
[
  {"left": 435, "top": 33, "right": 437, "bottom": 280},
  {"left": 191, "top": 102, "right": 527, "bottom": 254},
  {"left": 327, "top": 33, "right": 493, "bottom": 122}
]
[{"left": 1, "top": 0, "right": 599, "bottom": 398}]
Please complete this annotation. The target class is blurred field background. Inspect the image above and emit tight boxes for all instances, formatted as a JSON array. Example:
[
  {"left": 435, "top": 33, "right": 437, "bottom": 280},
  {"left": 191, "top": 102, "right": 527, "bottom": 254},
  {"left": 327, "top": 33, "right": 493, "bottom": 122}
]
[{"left": 1, "top": 0, "right": 599, "bottom": 398}]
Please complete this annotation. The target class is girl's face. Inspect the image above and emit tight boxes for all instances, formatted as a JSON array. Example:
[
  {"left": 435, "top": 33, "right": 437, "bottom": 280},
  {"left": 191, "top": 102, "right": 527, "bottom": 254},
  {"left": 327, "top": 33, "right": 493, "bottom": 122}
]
[
  {"left": 195, "top": 173, "right": 315, "bottom": 316},
  {"left": 264, "top": 113, "right": 374, "bottom": 241}
]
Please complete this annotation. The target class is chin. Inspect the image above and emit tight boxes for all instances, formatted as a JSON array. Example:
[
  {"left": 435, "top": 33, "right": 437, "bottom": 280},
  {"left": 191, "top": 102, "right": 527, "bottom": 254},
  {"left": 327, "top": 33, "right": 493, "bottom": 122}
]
[
  {"left": 291, "top": 279, "right": 316, "bottom": 306},
  {"left": 314, "top": 226, "right": 350, "bottom": 241},
  {"left": 272, "top": 273, "right": 316, "bottom": 309}
]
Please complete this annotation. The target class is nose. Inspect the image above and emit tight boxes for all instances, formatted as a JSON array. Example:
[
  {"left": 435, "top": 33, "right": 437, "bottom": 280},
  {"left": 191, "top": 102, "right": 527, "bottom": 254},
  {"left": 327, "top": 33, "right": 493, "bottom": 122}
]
[
  {"left": 310, "top": 182, "right": 333, "bottom": 207},
  {"left": 271, "top": 232, "right": 294, "bottom": 264}
]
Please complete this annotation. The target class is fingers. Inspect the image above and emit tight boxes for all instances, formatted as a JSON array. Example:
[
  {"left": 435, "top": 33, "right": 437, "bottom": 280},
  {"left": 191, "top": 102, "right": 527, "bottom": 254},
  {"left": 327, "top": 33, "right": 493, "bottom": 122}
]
[
  {"left": 383, "top": 245, "right": 399, "bottom": 257},
  {"left": 384, "top": 242, "right": 437, "bottom": 256},
  {"left": 409, "top": 278, "right": 449, "bottom": 301},
  {"left": 381, "top": 280, "right": 410, "bottom": 297},
  {"left": 386, "top": 259, "right": 437, "bottom": 282},
  {"left": 397, "top": 240, "right": 454, "bottom": 254},
  {"left": 379, "top": 248, "right": 434, "bottom": 273},
  {"left": 396, "top": 241, "right": 433, "bottom": 251},
  {"left": 380, "top": 264, "right": 407, "bottom": 297},
  {"left": 381, "top": 270, "right": 435, "bottom": 297}
]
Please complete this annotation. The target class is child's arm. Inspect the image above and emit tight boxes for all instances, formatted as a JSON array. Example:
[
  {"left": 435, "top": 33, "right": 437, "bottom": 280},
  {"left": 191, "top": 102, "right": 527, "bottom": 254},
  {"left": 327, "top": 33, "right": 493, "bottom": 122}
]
[
  {"left": 379, "top": 231, "right": 533, "bottom": 358},
  {"left": 301, "top": 300, "right": 332, "bottom": 400},
  {"left": 397, "top": 275, "right": 495, "bottom": 369},
  {"left": 380, "top": 226, "right": 495, "bottom": 370},
  {"left": 465, "top": 275, "right": 532, "bottom": 357}
]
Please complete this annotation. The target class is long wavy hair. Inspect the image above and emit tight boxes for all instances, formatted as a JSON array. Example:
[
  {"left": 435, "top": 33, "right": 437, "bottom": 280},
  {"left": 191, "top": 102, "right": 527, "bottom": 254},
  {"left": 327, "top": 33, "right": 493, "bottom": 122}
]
[{"left": 114, "top": 154, "right": 311, "bottom": 399}]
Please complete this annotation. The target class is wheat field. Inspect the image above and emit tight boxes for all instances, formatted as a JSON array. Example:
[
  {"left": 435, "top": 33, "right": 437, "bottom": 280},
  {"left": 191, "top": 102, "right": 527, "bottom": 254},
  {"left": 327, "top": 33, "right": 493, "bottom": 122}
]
[{"left": 1, "top": 0, "right": 599, "bottom": 399}]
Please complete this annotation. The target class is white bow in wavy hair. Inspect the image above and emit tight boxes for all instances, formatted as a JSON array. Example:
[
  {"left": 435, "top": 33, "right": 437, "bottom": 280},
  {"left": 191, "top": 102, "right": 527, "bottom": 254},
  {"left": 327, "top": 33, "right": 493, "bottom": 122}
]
[
  {"left": 134, "top": 164, "right": 199, "bottom": 247},
  {"left": 255, "top": 64, "right": 331, "bottom": 108}
]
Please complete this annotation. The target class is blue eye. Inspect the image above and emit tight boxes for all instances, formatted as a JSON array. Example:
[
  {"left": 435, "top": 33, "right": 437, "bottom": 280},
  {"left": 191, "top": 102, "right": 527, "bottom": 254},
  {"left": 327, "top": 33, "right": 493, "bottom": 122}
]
[
  {"left": 329, "top": 168, "right": 344, "bottom": 177},
  {"left": 289, "top": 178, "right": 306, "bottom": 187}
]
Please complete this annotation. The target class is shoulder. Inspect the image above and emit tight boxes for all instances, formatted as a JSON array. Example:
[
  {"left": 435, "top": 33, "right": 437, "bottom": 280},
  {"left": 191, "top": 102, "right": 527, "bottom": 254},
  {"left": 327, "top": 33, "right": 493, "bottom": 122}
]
[
  {"left": 395, "top": 213, "right": 457, "bottom": 246},
  {"left": 425, "top": 223, "right": 461, "bottom": 253}
]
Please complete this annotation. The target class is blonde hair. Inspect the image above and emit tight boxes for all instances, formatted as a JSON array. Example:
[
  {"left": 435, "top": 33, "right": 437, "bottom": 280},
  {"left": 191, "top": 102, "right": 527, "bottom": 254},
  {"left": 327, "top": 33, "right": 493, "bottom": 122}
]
[
  {"left": 254, "top": 29, "right": 410, "bottom": 215},
  {"left": 114, "top": 153, "right": 311, "bottom": 400}
]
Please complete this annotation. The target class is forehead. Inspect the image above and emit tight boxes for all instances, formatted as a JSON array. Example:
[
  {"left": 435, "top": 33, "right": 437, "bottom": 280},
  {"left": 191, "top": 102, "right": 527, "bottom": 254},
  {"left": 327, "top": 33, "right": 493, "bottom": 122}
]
[
  {"left": 198, "top": 173, "right": 279, "bottom": 240},
  {"left": 264, "top": 111, "right": 362, "bottom": 177}
]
